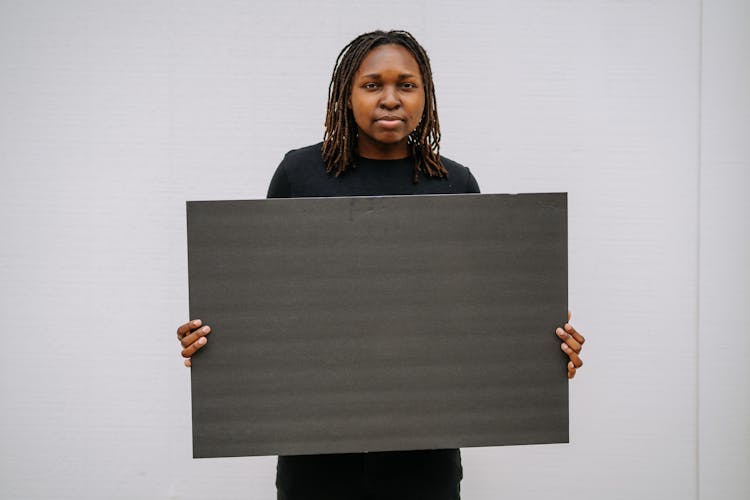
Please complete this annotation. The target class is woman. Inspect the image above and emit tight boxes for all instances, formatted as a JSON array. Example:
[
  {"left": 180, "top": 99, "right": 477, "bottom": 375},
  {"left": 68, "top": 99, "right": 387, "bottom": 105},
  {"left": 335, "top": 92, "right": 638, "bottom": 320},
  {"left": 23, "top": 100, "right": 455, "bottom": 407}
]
[{"left": 176, "top": 30, "right": 585, "bottom": 500}]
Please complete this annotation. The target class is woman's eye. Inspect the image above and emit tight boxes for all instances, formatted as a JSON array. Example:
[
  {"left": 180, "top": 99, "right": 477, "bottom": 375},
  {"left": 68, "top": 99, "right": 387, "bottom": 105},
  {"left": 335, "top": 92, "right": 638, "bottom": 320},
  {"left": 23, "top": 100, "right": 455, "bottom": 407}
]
[
  {"left": 401, "top": 82, "right": 417, "bottom": 89},
  {"left": 363, "top": 82, "right": 379, "bottom": 90}
]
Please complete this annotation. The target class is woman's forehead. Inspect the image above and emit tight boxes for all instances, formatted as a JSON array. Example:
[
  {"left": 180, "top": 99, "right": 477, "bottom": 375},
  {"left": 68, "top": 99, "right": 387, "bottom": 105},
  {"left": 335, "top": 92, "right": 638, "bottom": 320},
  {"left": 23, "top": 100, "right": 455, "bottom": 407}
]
[{"left": 355, "top": 44, "right": 421, "bottom": 77}]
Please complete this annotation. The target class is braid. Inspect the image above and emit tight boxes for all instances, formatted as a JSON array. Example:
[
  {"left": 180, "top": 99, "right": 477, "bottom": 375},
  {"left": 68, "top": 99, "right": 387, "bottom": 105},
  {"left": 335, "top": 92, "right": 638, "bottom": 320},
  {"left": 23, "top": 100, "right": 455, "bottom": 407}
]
[{"left": 322, "top": 30, "right": 447, "bottom": 182}]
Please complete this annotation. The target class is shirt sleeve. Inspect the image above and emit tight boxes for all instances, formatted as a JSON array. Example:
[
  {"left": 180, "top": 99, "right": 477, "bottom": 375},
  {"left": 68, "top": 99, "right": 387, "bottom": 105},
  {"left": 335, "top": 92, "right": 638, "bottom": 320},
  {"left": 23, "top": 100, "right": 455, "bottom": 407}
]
[
  {"left": 266, "top": 161, "right": 292, "bottom": 199},
  {"left": 465, "top": 168, "right": 481, "bottom": 194}
]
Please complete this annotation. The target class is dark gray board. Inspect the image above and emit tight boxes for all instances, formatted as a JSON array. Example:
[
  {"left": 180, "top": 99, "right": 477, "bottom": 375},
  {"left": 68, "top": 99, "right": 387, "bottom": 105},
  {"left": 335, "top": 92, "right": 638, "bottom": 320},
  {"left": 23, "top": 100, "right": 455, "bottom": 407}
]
[{"left": 187, "top": 193, "right": 568, "bottom": 458}]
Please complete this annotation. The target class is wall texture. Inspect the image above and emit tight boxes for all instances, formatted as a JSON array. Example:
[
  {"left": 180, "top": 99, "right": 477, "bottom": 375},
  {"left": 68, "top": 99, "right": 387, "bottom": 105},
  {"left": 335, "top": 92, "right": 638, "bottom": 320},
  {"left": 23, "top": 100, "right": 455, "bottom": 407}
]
[
  {"left": 699, "top": 1, "right": 750, "bottom": 498},
  {"left": 0, "top": 1, "right": 746, "bottom": 499}
]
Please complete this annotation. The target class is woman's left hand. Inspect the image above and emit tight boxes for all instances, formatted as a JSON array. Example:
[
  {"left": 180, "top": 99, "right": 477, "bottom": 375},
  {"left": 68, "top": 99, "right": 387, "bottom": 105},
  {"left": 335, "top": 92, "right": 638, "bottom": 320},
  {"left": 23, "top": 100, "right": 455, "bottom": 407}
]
[{"left": 556, "top": 311, "right": 585, "bottom": 379}]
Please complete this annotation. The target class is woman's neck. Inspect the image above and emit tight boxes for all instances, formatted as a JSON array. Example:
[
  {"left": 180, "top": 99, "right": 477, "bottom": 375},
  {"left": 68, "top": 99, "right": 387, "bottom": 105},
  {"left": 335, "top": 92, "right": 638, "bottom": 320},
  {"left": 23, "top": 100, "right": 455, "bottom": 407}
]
[{"left": 356, "top": 137, "right": 409, "bottom": 160}]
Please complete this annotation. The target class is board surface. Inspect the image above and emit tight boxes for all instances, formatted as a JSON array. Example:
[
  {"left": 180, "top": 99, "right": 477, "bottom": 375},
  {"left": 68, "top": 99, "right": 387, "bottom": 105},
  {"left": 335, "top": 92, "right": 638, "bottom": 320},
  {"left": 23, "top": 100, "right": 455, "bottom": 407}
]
[{"left": 187, "top": 193, "right": 568, "bottom": 458}]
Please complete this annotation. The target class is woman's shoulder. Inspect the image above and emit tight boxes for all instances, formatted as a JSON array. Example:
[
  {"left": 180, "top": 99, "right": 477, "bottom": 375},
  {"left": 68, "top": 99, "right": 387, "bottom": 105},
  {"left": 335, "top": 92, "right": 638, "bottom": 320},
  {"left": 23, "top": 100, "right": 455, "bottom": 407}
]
[
  {"left": 279, "top": 142, "right": 325, "bottom": 168},
  {"left": 268, "top": 143, "right": 327, "bottom": 198},
  {"left": 438, "top": 154, "right": 480, "bottom": 193},
  {"left": 439, "top": 154, "right": 468, "bottom": 174}
]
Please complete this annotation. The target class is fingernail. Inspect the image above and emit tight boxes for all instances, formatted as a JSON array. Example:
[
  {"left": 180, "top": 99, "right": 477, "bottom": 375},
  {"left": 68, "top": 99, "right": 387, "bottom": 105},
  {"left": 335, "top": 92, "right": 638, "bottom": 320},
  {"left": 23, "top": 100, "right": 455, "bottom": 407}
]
[
  {"left": 202, "top": 326, "right": 210, "bottom": 333},
  {"left": 564, "top": 324, "right": 572, "bottom": 331},
  {"left": 193, "top": 319, "right": 202, "bottom": 326},
  {"left": 198, "top": 337, "right": 206, "bottom": 345},
  {"left": 556, "top": 328, "right": 564, "bottom": 336}
]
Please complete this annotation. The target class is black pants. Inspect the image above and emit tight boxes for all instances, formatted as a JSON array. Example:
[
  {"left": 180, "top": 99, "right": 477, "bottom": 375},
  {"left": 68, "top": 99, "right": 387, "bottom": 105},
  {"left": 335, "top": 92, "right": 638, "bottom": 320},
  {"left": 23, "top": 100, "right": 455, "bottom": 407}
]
[{"left": 276, "top": 449, "right": 462, "bottom": 500}]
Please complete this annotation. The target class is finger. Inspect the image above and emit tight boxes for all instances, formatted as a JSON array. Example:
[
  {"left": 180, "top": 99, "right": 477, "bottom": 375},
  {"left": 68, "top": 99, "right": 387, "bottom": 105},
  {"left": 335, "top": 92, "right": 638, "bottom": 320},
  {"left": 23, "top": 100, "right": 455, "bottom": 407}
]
[
  {"left": 180, "top": 325, "right": 211, "bottom": 348},
  {"left": 568, "top": 361, "right": 576, "bottom": 379},
  {"left": 184, "top": 358, "right": 192, "bottom": 368},
  {"left": 557, "top": 327, "right": 582, "bottom": 352},
  {"left": 561, "top": 343, "right": 583, "bottom": 368},
  {"left": 176, "top": 319, "right": 201, "bottom": 337},
  {"left": 567, "top": 310, "right": 572, "bottom": 322},
  {"left": 564, "top": 323, "right": 585, "bottom": 346},
  {"left": 177, "top": 319, "right": 202, "bottom": 339},
  {"left": 556, "top": 327, "right": 582, "bottom": 352},
  {"left": 181, "top": 336, "right": 207, "bottom": 358}
]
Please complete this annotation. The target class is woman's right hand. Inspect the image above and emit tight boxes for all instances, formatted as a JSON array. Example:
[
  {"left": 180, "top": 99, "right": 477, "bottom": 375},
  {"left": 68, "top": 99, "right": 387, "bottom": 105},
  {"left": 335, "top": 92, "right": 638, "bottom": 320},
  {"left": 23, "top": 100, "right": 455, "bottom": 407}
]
[{"left": 177, "top": 319, "right": 212, "bottom": 367}]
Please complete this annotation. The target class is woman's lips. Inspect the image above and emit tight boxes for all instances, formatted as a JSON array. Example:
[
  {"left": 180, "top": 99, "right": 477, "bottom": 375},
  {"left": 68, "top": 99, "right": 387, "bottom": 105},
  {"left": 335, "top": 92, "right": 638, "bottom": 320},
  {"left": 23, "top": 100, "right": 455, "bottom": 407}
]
[{"left": 375, "top": 117, "right": 404, "bottom": 129}]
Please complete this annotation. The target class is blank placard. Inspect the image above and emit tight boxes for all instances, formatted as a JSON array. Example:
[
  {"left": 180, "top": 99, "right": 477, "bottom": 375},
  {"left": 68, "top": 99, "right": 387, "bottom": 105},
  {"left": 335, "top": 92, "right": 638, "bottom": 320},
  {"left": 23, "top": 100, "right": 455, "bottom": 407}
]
[{"left": 187, "top": 193, "right": 568, "bottom": 458}]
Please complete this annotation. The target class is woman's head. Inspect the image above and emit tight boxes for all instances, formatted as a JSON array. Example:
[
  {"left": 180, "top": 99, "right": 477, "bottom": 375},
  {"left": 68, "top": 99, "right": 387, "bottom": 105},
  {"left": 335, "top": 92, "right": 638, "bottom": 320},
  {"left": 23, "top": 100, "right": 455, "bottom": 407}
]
[{"left": 322, "top": 30, "right": 447, "bottom": 182}]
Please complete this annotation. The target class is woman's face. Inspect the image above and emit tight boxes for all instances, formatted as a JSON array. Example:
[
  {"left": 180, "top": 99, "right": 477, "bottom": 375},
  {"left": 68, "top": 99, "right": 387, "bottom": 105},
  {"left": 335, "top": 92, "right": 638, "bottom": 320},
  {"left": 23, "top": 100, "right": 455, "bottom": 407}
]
[{"left": 349, "top": 43, "right": 425, "bottom": 159}]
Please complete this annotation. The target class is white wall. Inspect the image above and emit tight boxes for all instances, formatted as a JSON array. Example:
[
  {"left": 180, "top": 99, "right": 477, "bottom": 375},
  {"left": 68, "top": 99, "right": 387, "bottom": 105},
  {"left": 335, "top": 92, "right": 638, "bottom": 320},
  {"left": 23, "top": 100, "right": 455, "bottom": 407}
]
[
  {"left": 699, "top": 1, "right": 750, "bottom": 498},
  {"left": 0, "top": 1, "right": 745, "bottom": 499}
]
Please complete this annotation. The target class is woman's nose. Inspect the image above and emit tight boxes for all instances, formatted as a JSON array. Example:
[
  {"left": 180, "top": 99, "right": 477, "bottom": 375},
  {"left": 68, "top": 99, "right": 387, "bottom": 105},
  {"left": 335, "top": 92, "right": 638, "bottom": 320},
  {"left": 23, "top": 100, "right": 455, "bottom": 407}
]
[{"left": 379, "top": 86, "right": 400, "bottom": 109}]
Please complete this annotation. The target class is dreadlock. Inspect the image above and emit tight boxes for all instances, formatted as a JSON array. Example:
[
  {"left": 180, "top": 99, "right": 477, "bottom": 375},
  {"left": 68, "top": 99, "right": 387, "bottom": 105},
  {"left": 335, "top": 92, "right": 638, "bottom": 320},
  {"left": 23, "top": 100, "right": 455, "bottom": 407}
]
[{"left": 322, "top": 30, "right": 447, "bottom": 183}]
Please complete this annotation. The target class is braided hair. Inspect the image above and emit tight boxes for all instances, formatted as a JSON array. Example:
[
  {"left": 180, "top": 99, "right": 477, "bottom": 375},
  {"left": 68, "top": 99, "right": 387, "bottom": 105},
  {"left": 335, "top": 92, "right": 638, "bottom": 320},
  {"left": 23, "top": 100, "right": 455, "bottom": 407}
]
[{"left": 322, "top": 30, "right": 447, "bottom": 183}]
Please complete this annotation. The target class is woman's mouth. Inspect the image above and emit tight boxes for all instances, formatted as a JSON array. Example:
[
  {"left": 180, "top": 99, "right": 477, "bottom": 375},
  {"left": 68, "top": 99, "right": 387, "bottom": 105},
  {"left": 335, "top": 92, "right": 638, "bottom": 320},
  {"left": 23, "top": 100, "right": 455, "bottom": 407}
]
[{"left": 375, "top": 116, "right": 404, "bottom": 129}]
